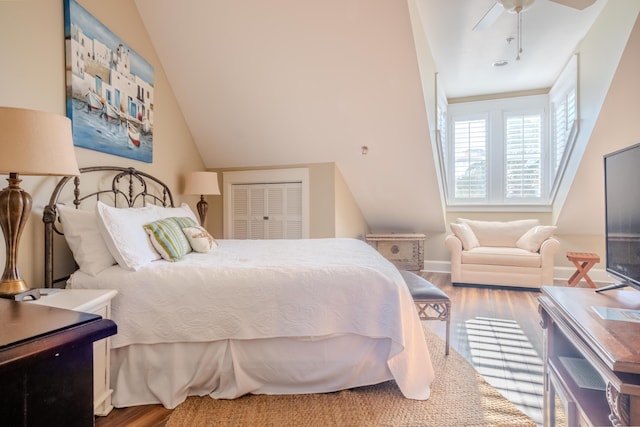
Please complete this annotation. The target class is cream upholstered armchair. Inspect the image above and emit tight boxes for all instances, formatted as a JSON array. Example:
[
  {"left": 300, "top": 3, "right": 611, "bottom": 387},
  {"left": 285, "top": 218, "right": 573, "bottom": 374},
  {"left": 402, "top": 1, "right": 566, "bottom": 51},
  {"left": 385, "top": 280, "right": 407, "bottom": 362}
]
[{"left": 445, "top": 218, "right": 560, "bottom": 290}]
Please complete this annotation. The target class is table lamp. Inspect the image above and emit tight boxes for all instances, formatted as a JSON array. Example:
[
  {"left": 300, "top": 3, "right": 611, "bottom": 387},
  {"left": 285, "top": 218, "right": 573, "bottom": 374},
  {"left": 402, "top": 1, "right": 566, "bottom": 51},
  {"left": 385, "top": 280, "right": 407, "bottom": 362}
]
[
  {"left": 0, "top": 107, "right": 80, "bottom": 300},
  {"left": 184, "top": 171, "right": 220, "bottom": 226}
]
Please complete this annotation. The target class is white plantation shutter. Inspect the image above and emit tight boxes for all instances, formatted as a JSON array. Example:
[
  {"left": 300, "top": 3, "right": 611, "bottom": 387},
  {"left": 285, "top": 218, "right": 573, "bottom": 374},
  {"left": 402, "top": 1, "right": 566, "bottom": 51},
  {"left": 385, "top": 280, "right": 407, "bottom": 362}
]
[
  {"left": 445, "top": 95, "right": 550, "bottom": 207},
  {"left": 436, "top": 74, "right": 449, "bottom": 179},
  {"left": 552, "top": 88, "right": 576, "bottom": 174},
  {"left": 505, "top": 113, "right": 542, "bottom": 199},
  {"left": 549, "top": 54, "right": 579, "bottom": 196},
  {"left": 453, "top": 119, "right": 487, "bottom": 199},
  {"left": 552, "top": 101, "right": 567, "bottom": 172}
]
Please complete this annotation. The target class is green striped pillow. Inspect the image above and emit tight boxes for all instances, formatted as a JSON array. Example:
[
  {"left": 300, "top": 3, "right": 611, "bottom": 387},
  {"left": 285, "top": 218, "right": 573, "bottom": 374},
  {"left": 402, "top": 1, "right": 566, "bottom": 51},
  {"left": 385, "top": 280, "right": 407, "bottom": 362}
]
[
  {"left": 170, "top": 216, "right": 198, "bottom": 229},
  {"left": 144, "top": 218, "right": 192, "bottom": 262}
]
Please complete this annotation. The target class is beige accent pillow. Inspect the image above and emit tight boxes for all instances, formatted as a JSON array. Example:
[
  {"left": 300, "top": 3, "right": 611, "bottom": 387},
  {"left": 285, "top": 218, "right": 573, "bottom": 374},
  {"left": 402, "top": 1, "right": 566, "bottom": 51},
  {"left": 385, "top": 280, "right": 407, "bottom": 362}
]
[
  {"left": 450, "top": 222, "right": 480, "bottom": 250},
  {"left": 182, "top": 226, "right": 218, "bottom": 253},
  {"left": 516, "top": 225, "right": 557, "bottom": 252},
  {"left": 459, "top": 218, "right": 539, "bottom": 247}
]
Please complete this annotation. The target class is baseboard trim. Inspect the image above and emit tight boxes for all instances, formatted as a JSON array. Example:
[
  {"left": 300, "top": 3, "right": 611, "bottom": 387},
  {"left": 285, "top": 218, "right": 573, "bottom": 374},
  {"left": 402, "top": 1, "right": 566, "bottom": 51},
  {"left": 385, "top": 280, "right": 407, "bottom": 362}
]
[
  {"left": 452, "top": 282, "right": 541, "bottom": 292},
  {"left": 423, "top": 261, "right": 614, "bottom": 285}
]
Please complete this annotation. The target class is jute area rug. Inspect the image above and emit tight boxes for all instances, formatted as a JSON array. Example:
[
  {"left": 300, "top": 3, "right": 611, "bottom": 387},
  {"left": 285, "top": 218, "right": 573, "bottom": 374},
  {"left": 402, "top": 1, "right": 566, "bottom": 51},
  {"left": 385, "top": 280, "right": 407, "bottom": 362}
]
[{"left": 166, "top": 324, "right": 535, "bottom": 427}]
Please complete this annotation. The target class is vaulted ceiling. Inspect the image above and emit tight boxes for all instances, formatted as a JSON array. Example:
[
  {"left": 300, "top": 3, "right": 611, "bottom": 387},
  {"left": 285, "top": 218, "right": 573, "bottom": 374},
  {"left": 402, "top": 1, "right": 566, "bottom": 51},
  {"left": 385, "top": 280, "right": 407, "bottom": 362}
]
[{"left": 133, "top": 0, "right": 609, "bottom": 233}]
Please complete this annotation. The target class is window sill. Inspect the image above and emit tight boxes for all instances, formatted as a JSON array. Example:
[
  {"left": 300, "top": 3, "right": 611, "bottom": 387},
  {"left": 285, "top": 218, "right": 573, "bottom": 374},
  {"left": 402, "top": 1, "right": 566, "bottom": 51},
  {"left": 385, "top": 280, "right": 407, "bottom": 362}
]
[{"left": 446, "top": 204, "right": 552, "bottom": 213}]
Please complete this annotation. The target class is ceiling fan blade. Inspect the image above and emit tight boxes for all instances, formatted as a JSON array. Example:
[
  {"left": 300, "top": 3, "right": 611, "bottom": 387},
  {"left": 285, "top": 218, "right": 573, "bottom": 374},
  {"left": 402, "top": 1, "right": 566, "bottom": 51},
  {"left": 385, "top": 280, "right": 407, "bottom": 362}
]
[
  {"left": 548, "top": 0, "right": 597, "bottom": 10},
  {"left": 472, "top": 2, "right": 504, "bottom": 31}
]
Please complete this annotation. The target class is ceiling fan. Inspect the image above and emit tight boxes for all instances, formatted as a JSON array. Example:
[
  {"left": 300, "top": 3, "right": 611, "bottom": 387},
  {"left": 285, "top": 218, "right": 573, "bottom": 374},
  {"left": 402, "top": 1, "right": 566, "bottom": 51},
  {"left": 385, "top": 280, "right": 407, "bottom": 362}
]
[
  {"left": 472, "top": 0, "right": 597, "bottom": 60},
  {"left": 473, "top": 0, "right": 598, "bottom": 32}
]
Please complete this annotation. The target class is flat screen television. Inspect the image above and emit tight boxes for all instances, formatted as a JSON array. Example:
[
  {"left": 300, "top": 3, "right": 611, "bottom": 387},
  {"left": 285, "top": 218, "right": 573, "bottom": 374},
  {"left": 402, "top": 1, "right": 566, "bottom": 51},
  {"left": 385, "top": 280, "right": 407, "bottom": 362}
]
[{"left": 598, "top": 142, "right": 640, "bottom": 293}]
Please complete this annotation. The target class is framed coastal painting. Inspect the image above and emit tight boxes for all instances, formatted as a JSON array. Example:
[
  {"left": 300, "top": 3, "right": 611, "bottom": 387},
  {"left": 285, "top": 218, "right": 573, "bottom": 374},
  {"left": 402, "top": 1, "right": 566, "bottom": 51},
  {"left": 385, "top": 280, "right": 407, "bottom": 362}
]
[{"left": 63, "top": 0, "right": 154, "bottom": 163}]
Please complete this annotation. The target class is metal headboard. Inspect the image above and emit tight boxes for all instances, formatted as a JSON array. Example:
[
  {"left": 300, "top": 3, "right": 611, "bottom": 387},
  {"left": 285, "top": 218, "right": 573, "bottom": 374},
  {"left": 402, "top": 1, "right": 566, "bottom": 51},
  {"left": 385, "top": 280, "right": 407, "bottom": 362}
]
[{"left": 43, "top": 166, "right": 174, "bottom": 288}]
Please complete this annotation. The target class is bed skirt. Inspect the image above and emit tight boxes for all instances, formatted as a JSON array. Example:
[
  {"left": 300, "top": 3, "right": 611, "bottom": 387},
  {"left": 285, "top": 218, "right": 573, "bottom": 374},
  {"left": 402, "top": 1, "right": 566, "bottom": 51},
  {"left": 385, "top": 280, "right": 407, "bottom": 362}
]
[{"left": 111, "top": 334, "right": 399, "bottom": 409}]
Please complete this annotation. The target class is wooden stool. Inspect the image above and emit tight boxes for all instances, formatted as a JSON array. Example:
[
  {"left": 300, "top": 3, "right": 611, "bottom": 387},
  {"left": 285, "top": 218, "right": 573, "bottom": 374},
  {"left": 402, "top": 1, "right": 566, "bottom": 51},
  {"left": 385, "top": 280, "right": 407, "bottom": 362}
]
[
  {"left": 566, "top": 252, "right": 600, "bottom": 288},
  {"left": 399, "top": 270, "right": 451, "bottom": 355}
]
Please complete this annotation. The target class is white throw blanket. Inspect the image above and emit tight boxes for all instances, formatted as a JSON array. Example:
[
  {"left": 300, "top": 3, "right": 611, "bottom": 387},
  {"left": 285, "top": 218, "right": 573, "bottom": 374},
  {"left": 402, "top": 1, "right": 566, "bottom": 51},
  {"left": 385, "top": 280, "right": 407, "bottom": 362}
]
[{"left": 68, "top": 238, "right": 434, "bottom": 399}]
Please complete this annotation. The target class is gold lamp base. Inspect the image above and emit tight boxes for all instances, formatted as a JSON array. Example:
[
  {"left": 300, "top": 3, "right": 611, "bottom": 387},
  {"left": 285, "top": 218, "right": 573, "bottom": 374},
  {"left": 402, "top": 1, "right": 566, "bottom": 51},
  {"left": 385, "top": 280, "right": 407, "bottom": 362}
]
[
  {"left": 0, "top": 173, "right": 40, "bottom": 301},
  {"left": 0, "top": 279, "right": 40, "bottom": 301},
  {"left": 196, "top": 195, "right": 209, "bottom": 226}
]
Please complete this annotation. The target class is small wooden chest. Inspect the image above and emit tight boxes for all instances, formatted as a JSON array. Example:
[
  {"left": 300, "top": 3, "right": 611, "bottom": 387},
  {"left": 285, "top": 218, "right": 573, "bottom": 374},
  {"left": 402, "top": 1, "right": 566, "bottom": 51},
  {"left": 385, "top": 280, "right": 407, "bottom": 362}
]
[{"left": 366, "top": 233, "right": 426, "bottom": 271}]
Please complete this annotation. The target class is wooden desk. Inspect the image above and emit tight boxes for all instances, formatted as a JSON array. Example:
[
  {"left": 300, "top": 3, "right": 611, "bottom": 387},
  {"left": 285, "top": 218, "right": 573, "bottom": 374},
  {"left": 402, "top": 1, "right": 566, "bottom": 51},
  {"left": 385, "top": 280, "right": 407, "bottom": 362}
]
[
  {"left": 0, "top": 298, "right": 116, "bottom": 426},
  {"left": 566, "top": 252, "right": 600, "bottom": 288},
  {"left": 539, "top": 287, "right": 640, "bottom": 426}
]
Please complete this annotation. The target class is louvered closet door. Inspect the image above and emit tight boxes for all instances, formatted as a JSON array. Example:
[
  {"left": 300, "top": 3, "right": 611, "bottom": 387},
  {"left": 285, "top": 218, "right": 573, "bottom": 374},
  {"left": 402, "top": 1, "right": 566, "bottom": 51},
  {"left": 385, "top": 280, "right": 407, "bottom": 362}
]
[{"left": 230, "top": 182, "right": 302, "bottom": 239}]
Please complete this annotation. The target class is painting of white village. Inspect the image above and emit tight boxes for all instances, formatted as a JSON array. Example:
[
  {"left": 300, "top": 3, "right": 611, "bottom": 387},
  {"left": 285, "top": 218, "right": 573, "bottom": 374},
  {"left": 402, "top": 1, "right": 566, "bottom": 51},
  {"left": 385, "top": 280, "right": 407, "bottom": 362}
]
[{"left": 64, "top": 0, "right": 154, "bottom": 163}]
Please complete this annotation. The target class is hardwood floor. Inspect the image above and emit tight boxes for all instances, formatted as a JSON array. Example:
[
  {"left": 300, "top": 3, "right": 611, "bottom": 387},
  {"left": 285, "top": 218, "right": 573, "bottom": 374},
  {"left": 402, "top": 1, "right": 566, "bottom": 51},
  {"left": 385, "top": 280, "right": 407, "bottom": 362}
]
[
  {"left": 95, "top": 405, "right": 172, "bottom": 427},
  {"left": 421, "top": 272, "right": 547, "bottom": 425},
  {"left": 95, "top": 273, "right": 577, "bottom": 427}
]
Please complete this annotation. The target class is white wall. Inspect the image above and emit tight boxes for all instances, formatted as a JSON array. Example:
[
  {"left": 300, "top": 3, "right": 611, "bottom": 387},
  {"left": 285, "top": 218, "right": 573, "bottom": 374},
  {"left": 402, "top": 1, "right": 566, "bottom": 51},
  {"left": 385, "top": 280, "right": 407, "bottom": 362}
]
[
  {"left": 554, "top": 1, "right": 640, "bottom": 232},
  {"left": 554, "top": 6, "right": 640, "bottom": 270}
]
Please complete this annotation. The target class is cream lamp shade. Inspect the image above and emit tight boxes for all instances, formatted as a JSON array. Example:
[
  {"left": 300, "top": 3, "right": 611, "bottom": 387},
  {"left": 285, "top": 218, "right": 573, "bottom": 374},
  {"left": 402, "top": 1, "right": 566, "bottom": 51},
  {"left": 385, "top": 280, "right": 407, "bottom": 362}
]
[
  {"left": 184, "top": 171, "right": 220, "bottom": 226},
  {"left": 0, "top": 107, "right": 80, "bottom": 177},
  {"left": 184, "top": 171, "right": 221, "bottom": 196},
  {"left": 0, "top": 106, "right": 80, "bottom": 300}
]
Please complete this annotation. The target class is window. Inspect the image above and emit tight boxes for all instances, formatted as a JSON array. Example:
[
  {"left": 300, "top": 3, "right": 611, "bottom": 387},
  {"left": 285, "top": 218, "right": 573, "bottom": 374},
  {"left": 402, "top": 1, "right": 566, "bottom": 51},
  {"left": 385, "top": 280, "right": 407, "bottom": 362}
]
[
  {"left": 551, "top": 88, "right": 576, "bottom": 174},
  {"left": 505, "top": 113, "right": 542, "bottom": 199},
  {"left": 453, "top": 118, "right": 486, "bottom": 199},
  {"left": 549, "top": 54, "right": 579, "bottom": 192},
  {"left": 438, "top": 57, "right": 578, "bottom": 210},
  {"left": 446, "top": 96, "right": 547, "bottom": 207}
]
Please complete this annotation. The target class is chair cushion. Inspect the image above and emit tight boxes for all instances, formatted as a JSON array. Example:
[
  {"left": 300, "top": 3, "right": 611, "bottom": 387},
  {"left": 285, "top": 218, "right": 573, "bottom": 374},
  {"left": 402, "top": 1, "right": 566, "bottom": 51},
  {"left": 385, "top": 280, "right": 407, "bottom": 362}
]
[
  {"left": 461, "top": 246, "right": 541, "bottom": 268},
  {"left": 400, "top": 270, "right": 450, "bottom": 301},
  {"left": 458, "top": 218, "right": 539, "bottom": 247}
]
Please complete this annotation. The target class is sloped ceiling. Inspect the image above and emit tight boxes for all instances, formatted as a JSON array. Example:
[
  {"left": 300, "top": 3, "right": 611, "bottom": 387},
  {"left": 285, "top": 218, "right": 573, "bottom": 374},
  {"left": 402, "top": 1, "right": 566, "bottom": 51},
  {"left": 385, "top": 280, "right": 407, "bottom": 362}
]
[
  {"left": 133, "top": 0, "right": 607, "bottom": 233},
  {"left": 135, "top": 0, "right": 443, "bottom": 233}
]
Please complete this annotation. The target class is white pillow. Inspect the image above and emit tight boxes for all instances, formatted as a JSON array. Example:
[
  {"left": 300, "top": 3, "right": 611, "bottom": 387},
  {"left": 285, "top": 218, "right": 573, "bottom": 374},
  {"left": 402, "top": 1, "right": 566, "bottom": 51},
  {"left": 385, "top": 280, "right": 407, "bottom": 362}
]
[
  {"left": 56, "top": 204, "right": 116, "bottom": 276},
  {"left": 516, "top": 225, "right": 557, "bottom": 252},
  {"left": 95, "top": 201, "right": 162, "bottom": 270},
  {"left": 152, "top": 203, "right": 199, "bottom": 224},
  {"left": 182, "top": 226, "right": 218, "bottom": 253},
  {"left": 450, "top": 222, "right": 480, "bottom": 250}
]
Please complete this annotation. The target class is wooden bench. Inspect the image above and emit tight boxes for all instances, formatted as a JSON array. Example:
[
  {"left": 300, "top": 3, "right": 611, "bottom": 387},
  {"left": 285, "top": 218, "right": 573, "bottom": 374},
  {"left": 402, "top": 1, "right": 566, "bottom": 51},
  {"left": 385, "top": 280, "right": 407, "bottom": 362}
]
[{"left": 400, "top": 270, "right": 451, "bottom": 355}]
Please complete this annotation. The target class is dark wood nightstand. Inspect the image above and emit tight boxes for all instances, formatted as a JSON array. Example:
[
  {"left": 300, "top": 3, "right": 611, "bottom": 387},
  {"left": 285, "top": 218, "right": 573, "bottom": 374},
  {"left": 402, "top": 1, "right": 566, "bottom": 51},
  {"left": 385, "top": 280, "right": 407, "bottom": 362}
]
[{"left": 0, "top": 298, "right": 116, "bottom": 426}]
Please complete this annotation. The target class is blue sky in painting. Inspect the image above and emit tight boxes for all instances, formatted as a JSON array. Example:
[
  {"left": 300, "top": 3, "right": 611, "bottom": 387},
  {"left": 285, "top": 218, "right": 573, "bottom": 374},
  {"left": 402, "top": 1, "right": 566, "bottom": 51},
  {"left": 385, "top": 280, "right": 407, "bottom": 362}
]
[{"left": 67, "top": 0, "right": 154, "bottom": 85}]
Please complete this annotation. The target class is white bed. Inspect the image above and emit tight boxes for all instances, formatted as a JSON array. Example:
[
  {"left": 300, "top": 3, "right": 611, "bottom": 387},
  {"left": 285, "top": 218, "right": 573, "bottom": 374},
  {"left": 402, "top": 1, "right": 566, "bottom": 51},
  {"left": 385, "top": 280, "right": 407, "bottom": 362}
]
[{"left": 44, "top": 167, "right": 434, "bottom": 409}]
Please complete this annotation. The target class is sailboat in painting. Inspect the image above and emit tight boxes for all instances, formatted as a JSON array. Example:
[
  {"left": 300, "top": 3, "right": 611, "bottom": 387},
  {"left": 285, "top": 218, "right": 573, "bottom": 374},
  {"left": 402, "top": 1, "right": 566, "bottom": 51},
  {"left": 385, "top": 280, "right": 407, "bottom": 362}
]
[
  {"left": 85, "top": 91, "right": 103, "bottom": 111},
  {"left": 128, "top": 123, "right": 140, "bottom": 147}
]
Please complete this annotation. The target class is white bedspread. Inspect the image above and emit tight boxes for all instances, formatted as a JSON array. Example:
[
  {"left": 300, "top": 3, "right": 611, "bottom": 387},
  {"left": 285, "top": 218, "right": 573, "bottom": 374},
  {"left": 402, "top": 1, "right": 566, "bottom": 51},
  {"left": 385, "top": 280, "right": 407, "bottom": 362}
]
[{"left": 68, "top": 238, "right": 434, "bottom": 400}]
